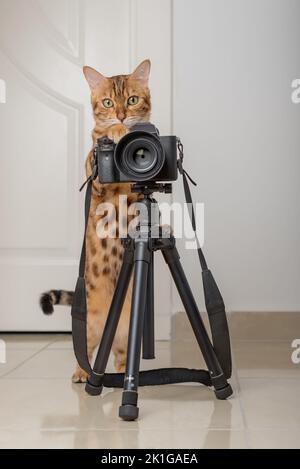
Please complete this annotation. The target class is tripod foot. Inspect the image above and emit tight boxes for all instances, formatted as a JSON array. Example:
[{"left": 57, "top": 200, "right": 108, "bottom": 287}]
[
  {"left": 214, "top": 383, "right": 233, "bottom": 400},
  {"left": 85, "top": 380, "right": 103, "bottom": 396},
  {"left": 119, "top": 404, "right": 139, "bottom": 421},
  {"left": 119, "top": 390, "right": 139, "bottom": 420}
]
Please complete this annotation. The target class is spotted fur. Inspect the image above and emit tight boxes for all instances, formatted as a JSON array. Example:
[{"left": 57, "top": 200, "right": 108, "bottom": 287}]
[
  {"left": 40, "top": 60, "right": 151, "bottom": 382},
  {"left": 40, "top": 290, "right": 73, "bottom": 315}
]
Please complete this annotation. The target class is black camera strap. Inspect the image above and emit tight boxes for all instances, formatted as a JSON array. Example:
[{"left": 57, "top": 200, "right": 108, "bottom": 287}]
[
  {"left": 71, "top": 175, "right": 213, "bottom": 386},
  {"left": 71, "top": 179, "right": 93, "bottom": 375},
  {"left": 177, "top": 139, "right": 231, "bottom": 378},
  {"left": 71, "top": 149, "right": 99, "bottom": 374},
  {"left": 71, "top": 142, "right": 231, "bottom": 386}
]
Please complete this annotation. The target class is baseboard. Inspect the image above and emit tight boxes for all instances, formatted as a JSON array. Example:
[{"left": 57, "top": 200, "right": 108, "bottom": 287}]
[{"left": 172, "top": 311, "right": 300, "bottom": 341}]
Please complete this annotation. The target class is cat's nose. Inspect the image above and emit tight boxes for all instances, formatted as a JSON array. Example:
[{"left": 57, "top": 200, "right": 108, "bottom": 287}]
[{"left": 117, "top": 112, "right": 125, "bottom": 122}]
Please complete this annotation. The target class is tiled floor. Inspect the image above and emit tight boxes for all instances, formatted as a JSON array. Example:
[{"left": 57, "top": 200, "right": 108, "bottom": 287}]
[{"left": 0, "top": 333, "right": 299, "bottom": 449}]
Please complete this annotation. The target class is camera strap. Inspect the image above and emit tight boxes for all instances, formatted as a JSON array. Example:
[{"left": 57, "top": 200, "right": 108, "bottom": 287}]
[
  {"left": 71, "top": 179, "right": 93, "bottom": 375},
  {"left": 71, "top": 172, "right": 213, "bottom": 386},
  {"left": 71, "top": 148, "right": 100, "bottom": 374},
  {"left": 71, "top": 142, "right": 231, "bottom": 386},
  {"left": 177, "top": 139, "right": 232, "bottom": 378}
]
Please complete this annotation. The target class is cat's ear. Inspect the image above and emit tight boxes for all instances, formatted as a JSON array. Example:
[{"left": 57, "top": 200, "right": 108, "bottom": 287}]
[
  {"left": 131, "top": 59, "right": 151, "bottom": 85},
  {"left": 83, "top": 66, "right": 106, "bottom": 91}
]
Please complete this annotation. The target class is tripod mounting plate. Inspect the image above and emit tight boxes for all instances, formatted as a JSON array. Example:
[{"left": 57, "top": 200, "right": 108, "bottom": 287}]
[{"left": 131, "top": 182, "right": 172, "bottom": 195}]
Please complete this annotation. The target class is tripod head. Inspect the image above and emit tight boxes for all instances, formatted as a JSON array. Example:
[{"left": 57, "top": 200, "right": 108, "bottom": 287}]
[{"left": 131, "top": 182, "right": 172, "bottom": 196}]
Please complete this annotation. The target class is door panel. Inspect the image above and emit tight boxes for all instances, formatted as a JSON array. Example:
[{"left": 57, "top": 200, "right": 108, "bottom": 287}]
[{"left": 0, "top": 0, "right": 172, "bottom": 337}]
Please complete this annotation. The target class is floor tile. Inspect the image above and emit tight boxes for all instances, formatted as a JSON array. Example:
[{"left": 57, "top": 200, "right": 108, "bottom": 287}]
[
  {"left": 0, "top": 378, "right": 243, "bottom": 432},
  {"left": 0, "top": 349, "right": 39, "bottom": 377},
  {"left": 239, "top": 378, "right": 300, "bottom": 430},
  {"left": 5, "top": 334, "right": 300, "bottom": 448},
  {"left": 47, "top": 334, "right": 73, "bottom": 349},
  {"left": 5, "top": 349, "right": 81, "bottom": 379},
  {"left": 247, "top": 429, "right": 300, "bottom": 449},
  {"left": 233, "top": 340, "right": 300, "bottom": 378},
  {"left": 0, "top": 334, "right": 57, "bottom": 350},
  {"left": 0, "top": 428, "right": 247, "bottom": 449},
  {"left": 5, "top": 340, "right": 209, "bottom": 380}
]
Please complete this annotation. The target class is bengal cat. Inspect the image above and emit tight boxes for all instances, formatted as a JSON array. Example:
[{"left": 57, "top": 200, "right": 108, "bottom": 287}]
[{"left": 40, "top": 60, "right": 151, "bottom": 382}]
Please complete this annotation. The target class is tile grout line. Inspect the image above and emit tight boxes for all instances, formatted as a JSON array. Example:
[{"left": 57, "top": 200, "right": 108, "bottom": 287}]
[
  {"left": 230, "top": 346, "right": 251, "bottom": 449},
  {"left": 43, "top": 336, "right": 70, "bottom": 351},
  {"left": 0, "top": 342, "right": 54, "bottom": 379},
  {"left": 0, "top": 336, "right": 79, "bottom": 380}
]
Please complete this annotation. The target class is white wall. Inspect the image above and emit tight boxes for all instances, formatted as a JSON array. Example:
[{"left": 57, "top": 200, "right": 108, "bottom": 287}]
[
  {"left": 172, "top": 0, "right": 300, "bottom": 312},
  {"left": 0, "top": 0, "right": 299, "bottom": 334}
]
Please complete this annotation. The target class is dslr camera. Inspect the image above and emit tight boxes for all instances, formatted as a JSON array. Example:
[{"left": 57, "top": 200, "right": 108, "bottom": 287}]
[{"left": 96, "top": 123, "right": 178, "bottom": 184}]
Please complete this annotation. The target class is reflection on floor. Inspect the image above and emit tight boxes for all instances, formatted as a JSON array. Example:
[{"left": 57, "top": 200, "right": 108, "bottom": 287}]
[{"left": 0, "top": 329, "right": 299, "bottom": 449}]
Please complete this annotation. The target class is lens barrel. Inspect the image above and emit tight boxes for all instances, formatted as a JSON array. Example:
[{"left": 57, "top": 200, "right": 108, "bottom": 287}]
[{"left": 114, "top": 131, "right": 165, "bottom": 181}]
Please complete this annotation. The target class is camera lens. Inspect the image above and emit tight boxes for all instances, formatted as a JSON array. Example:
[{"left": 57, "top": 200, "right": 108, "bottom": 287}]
[
  {"left": 124, "top": 142, "right": 158, "bottom": 175},
  {"left": 115, "top": 132, "right": 165, "bottom": 181},
  {"left": 131, "top": 148, "right": 156, "bottom": 173}
]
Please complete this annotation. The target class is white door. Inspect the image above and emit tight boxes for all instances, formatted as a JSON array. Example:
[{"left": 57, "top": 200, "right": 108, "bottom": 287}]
[{"left": 0, "top": 0, "right": 172, "bottom": 338}]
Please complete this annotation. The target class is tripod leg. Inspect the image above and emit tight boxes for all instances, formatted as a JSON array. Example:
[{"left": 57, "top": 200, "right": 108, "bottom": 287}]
[
  {"left": 162, "top": 245, "right": 232, "bottom": 400},
  {"left": 85, "top": 242, "right": 134, "bottom": 396},
  {"left": 142, "top": 251, "right": 155, "bottom": 359},
  {"left": 119, "top": 239, "right": 151, "bottom": 421}
]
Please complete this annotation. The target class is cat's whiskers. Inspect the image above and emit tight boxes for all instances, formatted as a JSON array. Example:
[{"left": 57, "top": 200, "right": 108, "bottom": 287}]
[
  {"left": 99, "top": 118, "right": 121, "bottom": 128},
  {"left": 123, "top": 116, "right": 146, "bottom": 128}
]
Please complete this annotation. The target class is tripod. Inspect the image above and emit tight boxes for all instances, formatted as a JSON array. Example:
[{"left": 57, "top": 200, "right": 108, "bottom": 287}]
[{"left": 83, "top": 182, "right": 232, "bottom": 421}]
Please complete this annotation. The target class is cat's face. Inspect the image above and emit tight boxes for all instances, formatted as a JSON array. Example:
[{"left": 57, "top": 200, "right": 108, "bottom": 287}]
[{"left": 83, "top": 60, "right": 151, "bottom": 129}]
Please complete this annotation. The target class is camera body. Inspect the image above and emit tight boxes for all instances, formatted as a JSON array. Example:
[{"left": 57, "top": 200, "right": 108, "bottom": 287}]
[{"left": 96, "top": 123, "right": 178, "bottom": 184}]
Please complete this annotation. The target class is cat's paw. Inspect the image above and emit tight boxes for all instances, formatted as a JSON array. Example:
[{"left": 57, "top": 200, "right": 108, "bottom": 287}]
[
  {"left": 72, "top": 366, "right": 89, "bottom": 383},
  {"left": 107, "top": 124, "right": 128, "bottom": 144},
  {"left": 114, "top": 351, "right": 127, "bottom": 373},
  {"left": 115, "top": 362, "right": 126, "bottom": 373}
]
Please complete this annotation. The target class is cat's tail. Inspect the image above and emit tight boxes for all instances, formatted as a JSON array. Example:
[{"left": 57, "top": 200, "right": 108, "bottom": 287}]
[{"left": 40, "top": 290, "right": 74, "bottom": 315}]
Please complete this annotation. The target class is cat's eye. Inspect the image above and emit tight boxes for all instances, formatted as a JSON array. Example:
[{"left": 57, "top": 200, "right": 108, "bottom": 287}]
[
  {"left": 127, "top": 96, "right": 139, "bottom": 106},
  {"left": 102, "top": 98, "right": 114, "bottom": 108}
]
